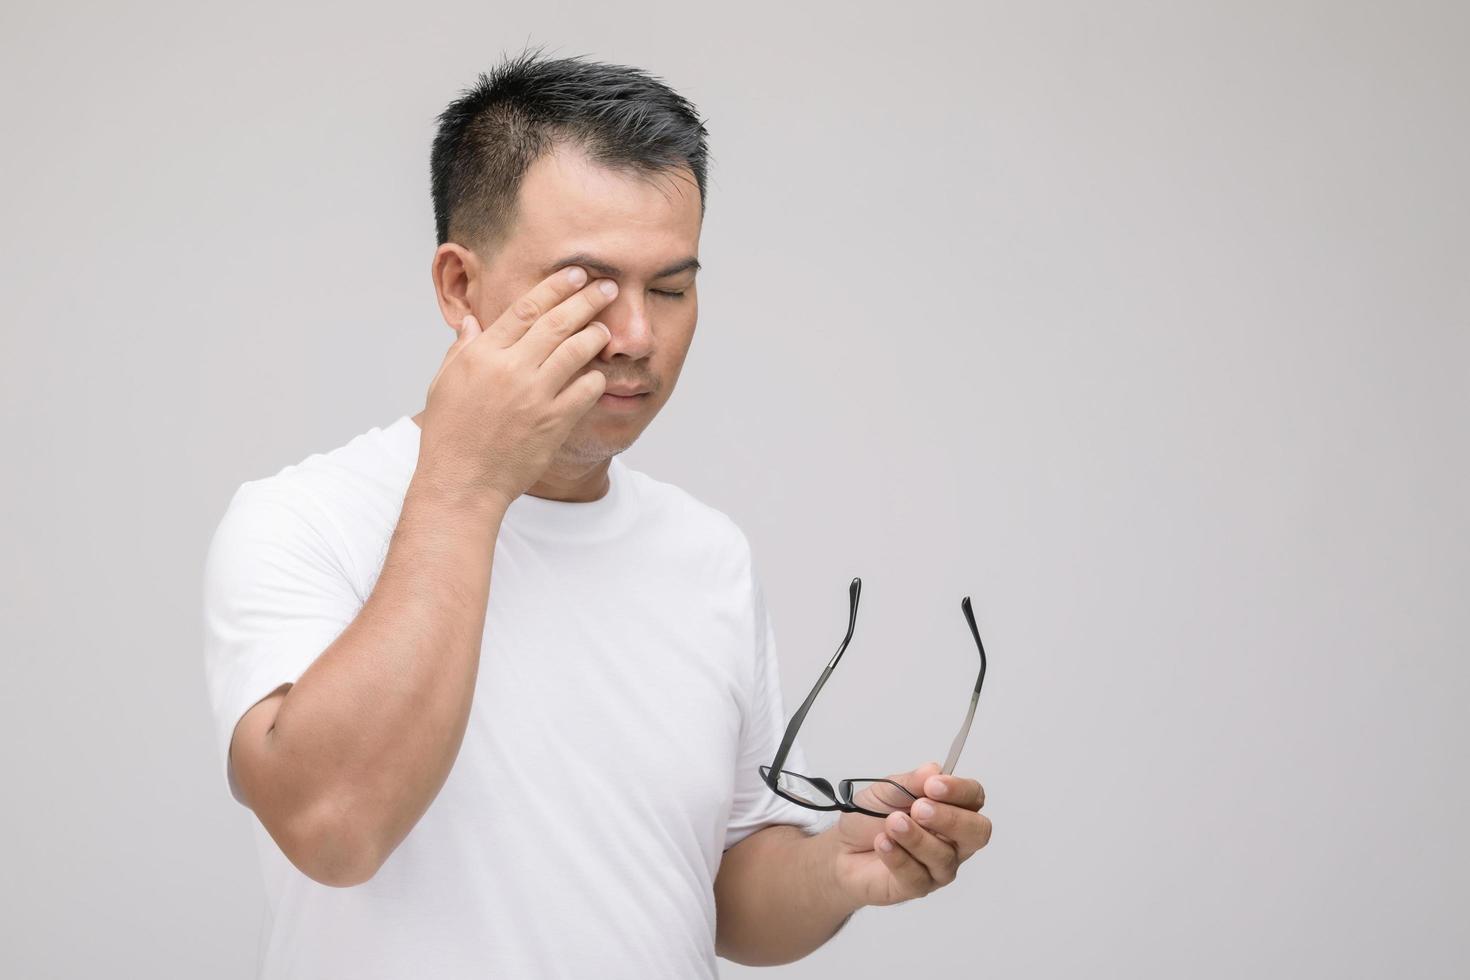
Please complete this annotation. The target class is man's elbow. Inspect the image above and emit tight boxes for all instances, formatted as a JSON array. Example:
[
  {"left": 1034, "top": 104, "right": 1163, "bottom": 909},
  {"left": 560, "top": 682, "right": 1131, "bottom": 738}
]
[
  {"left": 231, "top": 700, "right": 387, "bottom": 887},
  {"left": 272, "top": 795, "right": 388, "bottom": 888}
]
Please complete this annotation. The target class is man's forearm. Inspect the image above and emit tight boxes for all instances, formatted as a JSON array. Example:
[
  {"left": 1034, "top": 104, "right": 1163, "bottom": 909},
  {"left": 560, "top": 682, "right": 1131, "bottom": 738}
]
[
  {"left": 252, "top": 473, "right": 506, "bottom": 884},
  {"left": 713, "top": 824, "right": 863, "bottom": 966}
]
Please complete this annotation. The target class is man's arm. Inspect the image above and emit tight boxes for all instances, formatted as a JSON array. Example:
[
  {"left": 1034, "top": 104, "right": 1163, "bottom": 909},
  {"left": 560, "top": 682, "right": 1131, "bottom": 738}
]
[
  {"left": 223, "top": 263, "right": 618, "bottom": 888},
  {"left": 230, "top": 477, "right": 505, "bottom": 887},
  {"left": 713, "top": 824, "right": 861, "bottom": 966}
]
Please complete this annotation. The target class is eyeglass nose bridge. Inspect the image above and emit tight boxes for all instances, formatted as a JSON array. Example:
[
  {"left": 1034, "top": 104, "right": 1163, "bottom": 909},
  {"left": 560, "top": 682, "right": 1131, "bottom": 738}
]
[
  {"left": 760, "top": 765, "right": 839, "bottom": 801},
  {"left": 807, "top": 774, "right": 838, "bottom": 799},
  {"left": 838, "top": 777, "right": 919, "bottom": 808}
]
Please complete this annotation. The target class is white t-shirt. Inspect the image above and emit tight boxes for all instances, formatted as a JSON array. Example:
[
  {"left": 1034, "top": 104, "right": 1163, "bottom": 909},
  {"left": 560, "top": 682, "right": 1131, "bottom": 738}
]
[{"left": 202, "top": 414, "right": 837, "bottom": 980}]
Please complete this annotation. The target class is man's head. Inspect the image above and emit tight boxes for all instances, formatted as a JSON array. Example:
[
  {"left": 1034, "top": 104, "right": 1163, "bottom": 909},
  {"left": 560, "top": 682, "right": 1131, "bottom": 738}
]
[{"left": 428, "top": 47, "right": 708, "bottom": 472}]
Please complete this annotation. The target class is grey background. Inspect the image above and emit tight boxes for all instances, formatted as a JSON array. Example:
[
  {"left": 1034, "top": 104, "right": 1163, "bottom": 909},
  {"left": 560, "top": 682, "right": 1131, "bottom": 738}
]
[{"left": 2, "top": 1, "right": 1466, "bottom": 977}]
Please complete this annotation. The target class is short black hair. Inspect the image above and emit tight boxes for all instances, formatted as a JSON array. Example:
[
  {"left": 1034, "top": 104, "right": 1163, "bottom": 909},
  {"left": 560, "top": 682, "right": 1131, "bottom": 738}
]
[{"left": 430, "top": 43, "right": 711, "bottom": 256}]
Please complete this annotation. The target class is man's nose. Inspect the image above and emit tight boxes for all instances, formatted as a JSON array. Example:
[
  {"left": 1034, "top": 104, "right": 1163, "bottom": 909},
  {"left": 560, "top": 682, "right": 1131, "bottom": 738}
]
[{"left": 596, "top": 291, "right": 654, "bottom": 360}]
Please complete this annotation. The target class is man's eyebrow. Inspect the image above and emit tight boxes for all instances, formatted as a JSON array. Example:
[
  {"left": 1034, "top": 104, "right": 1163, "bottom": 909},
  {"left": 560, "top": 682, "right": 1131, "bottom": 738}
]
[{"left": 543, "top": 253, "right": 701, "bottom": 281}]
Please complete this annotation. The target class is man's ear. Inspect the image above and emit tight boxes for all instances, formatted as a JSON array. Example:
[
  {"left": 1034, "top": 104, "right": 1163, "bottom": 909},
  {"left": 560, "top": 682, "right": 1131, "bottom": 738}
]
[{"left": 430, "top": 242, "right": 481, "bottom": 332}]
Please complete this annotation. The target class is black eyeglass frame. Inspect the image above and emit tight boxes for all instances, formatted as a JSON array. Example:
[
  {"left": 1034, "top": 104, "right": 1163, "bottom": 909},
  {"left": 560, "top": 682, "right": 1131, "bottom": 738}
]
[{"left": 759, "top": 576, "right": 988, "bottom": 819}]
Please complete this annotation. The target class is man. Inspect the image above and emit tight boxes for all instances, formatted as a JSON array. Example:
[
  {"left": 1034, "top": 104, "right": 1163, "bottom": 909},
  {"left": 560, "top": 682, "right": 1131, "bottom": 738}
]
[{"left": 203, "top": 48, "right": 991, "bottom": 979}]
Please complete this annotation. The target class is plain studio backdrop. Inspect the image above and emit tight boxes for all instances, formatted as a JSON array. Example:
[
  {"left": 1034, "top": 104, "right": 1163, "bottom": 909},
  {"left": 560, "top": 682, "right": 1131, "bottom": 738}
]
[{"left": 2, "top": 1, "right": 1466, "bottom": 977}]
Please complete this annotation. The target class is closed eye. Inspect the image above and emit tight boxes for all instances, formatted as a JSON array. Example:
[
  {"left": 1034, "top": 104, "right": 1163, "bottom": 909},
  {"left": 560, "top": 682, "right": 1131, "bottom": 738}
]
[{"left": 652, "top": 289, "right": 687, "bottom": 299}]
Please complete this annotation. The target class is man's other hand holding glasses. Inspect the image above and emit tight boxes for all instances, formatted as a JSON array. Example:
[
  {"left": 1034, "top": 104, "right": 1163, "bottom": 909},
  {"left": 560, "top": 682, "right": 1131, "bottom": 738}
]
[{"left": 759, "top": 577, "right": 992, "bottom": 909}]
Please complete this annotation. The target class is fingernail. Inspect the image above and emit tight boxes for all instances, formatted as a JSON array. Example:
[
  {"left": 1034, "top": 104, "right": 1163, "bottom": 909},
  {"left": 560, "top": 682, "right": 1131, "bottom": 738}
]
[
  {"left": 927, "top": 778, "right": 946, "bottom": 798},
  {"left": 877, "top": 836, "right": 894, "bottom": 852},
  {"left": 891, "top": 815, "right": 909, "bottom": 834},
  {"left": 597, "top": 279, "right": 618, "bottom": 297},
  {"left": 912, "top": 800, "right": 934, "bottom": 821},
  {"left": 567, "top": 266, "right": 587, "bottom": 286}
]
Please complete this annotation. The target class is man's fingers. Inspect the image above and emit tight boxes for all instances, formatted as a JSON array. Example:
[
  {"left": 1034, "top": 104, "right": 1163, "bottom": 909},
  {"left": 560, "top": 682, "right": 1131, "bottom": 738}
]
[
  {"left": 922, "top": 773, "right": 985, "bottom": 811},
  {"left": 448, "top": 312, "right": 483, "bottom": 358},
  {"left": 909, "top": 798, "right": 993, "bottom": 862},
  {"left": 546, "top": 323, "right": 612, "bottom": 402},
  {"left": 552, "top": 361, "right": 609, "bottom": 419},
  {"left": 517, "top": 277, "right": 619, "bottom": 369},
  {"left": 480, "top": 261, "right": 618, "bottom": 365},
  {"left": 486, "top": 264, "right": 593, "bottom": 347},
  {"left": 885, "top": 761, "right": 944, "bottom": 801},
  {"left": 460, "top": 312, "right": 483, "bottom": 341},
  {"left": 427, "top": 313, "right": 485, "bottom": 402},
  {"left": 510, "top": 266, "right": 593, "bottom": 337},
  {"left": 874, "top": 830, "right": 938, "bottom": 900},
  {"left": 885, "top": 808, "right": 958, "bottom": 888}
]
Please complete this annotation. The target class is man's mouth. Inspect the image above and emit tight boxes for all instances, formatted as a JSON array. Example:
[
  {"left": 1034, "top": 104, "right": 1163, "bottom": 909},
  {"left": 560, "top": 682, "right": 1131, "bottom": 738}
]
[{"left": 598, "top": 390, "right": 650, "bottom": 409}]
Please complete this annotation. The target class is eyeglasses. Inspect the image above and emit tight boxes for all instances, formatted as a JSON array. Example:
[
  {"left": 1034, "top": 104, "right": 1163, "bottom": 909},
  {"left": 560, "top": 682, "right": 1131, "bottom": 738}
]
[{"left": 760, "top": 576, "right": 988, "bottom": 818}]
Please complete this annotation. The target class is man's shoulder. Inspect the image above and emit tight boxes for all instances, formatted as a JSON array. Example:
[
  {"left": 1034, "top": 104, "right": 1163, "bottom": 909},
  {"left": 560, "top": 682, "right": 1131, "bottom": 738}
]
[
  {"left": 248, "top": 415, "right": 409, "bottom": 487},
  {"left": 215, "top": 416, "right": 414, "bottom": 549}
]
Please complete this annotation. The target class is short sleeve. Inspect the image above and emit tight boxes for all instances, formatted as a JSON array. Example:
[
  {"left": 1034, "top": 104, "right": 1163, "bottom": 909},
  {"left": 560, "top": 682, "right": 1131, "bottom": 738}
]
[
  {"left": 201, "top": 483, "right": 364, "bottom": 806},
  {"left": 723, "top": 554, "right": 841, "bottom": 850}
]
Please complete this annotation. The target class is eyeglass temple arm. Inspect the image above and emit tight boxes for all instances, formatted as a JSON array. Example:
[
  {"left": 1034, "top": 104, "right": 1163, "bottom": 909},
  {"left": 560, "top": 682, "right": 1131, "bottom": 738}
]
[
  {"left": 767, "top": 577, "right": 861, "bottom": 780},
  {"left": 942, "top": 595, "right": 987, "bottom": 775}
]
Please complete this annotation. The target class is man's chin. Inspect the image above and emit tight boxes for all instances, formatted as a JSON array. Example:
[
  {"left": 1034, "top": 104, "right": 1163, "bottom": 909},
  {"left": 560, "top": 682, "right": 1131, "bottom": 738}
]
[{"left": 555, "top": 434, "right": 635, "bottom": 469}]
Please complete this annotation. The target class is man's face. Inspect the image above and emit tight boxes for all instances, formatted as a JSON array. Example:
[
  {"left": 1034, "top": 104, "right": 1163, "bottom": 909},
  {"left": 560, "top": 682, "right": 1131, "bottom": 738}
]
[{"left": 468, "top": 143, "right": 702, "bottom": 468}]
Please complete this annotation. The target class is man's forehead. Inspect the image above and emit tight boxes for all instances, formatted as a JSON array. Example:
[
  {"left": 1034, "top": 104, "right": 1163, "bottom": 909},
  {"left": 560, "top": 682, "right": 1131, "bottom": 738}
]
[
  {"left": 504, "top": 146, "right": 702, "bottom": 276},
  {"left": 519, "top": 144, "right": 699, "bottom": 217}
]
